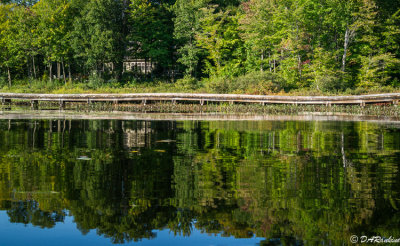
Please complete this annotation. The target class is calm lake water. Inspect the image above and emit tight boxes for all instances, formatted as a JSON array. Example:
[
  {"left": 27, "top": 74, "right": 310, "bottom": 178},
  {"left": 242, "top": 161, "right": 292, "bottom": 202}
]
[{"left": 0, "top": 118, "right": 399, "bottom": 245}]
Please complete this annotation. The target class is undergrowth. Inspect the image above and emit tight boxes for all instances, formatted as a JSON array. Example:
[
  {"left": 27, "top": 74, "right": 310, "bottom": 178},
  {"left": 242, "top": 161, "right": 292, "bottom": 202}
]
[
  {"left": 1, "top": 77, "right": 399, "bottom": 96},
  {"left": 4, "top": 101, "right": 400, "bottom": 117}
]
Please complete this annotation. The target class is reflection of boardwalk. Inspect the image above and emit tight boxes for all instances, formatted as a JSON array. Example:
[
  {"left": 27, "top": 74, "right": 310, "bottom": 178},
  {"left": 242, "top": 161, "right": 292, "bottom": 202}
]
[
  {"left": 1, "top": 111, "right": 400, "bottom": 123},
  {"left": 1, "top": 93, "right": 400, "bottom": 108}
]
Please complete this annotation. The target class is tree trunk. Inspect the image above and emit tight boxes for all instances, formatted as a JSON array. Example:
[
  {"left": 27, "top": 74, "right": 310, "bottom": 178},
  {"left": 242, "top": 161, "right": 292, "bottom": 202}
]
[
  {"left": 57, "top": 62, "right": 61, "bottom": 79},
  {"left": 269, "top": 52, "right": 272, "bottom": 72},
  {"left": 27, "top": 57, "right": 31, "bottom": 78},
  {"left": 62, "top": 59, "right": 66, "bottom": 85},
  {"left": 32, "top": 56, "right": 37, "bottom": 79},
  {"left": 68, "top": 63, "right": 72, "bottom": 83},
  {"left": 49, "top": 62, "right": 53, "bottom": 83},
  {"left": 145, "top": 58, "right": 147, "bottom": 75},
  {"left": 150, "top": 61, "right": 154, "bottom": 78},
  {"left": 7, "top": 65, "right": 11, "bottom": 87},
  {"left": 260, "top": 50, "right": 264, "bottom": 72},
  {"left": 342, "top": 27, "right": 350, "bottom": 72},
  {"left": 298, "top": 55, "right": 302, "bottom": 77},
  {"left": 37, "top": 58, "right": 40, "bottom": 76},
  {"left": 171, "top": 64, "right": 175, "bottom": 81}
]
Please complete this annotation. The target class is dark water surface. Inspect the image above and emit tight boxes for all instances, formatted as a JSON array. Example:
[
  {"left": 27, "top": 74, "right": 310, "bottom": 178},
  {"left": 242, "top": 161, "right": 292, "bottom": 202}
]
[{"left": 0, "top": 119, "right": 399, "bottom": 245}]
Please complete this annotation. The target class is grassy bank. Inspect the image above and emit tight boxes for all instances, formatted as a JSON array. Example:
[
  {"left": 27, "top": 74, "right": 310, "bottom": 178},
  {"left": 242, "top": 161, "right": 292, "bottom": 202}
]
[{"left": 1, "top": 76, "right": 400, "bottom": 96}]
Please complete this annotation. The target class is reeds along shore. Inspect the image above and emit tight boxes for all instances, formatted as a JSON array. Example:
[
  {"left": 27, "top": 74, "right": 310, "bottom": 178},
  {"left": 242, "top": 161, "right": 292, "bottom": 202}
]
[{"left": 2, "top": 101, "right": 400, "bottom": 117}]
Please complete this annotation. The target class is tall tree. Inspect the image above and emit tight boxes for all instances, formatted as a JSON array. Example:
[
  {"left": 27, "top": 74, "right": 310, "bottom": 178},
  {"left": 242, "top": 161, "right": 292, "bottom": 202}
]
[
  {"left": 195, "top": 4, "right": 243, "bottom": 77},
  {"left": 34, "top": 0, "right": 72, "bottom": 82},
  {"left": 173, "top": 0, "right": 208, "bottom": 77},
  {"left": 0, "top": 3, "right": 14, "bottom": 86},
  {"left": 129, "top": 0, "right": 175, "bottom": 77},
  {"left": 10, "top": 4, "right": 39, "bottom": 80},
  {"left": 71, "top": 0, "right": 125, "bottom": 78}
]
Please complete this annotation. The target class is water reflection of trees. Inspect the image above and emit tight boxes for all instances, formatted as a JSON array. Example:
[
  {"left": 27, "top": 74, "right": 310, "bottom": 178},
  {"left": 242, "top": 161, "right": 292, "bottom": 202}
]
[{"left": 0, "top": 119, "right": 399, "bottom": 244}]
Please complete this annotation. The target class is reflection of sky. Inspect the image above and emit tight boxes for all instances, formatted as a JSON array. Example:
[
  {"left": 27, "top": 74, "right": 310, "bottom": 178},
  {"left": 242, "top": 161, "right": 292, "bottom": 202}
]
[{"left": 0, "top": 212, "right": 263, "bottom": 246}]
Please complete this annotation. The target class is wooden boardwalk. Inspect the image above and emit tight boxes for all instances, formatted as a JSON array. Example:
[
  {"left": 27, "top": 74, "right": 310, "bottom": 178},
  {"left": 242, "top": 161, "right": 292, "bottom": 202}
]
[{"left": 1, "top": 92, "right": 400, "bottom": 109}]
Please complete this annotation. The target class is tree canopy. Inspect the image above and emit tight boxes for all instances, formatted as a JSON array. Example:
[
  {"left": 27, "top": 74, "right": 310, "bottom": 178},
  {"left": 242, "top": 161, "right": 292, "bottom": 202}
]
[{"left": 0, "top": 0, "right": 399, "bottom": 93}]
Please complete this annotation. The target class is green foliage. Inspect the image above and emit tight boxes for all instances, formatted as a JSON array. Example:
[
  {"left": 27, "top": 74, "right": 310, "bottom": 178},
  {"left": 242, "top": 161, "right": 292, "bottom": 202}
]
[
  {"left": 173, "top": 0, "right": 207, "bottom": 77},
  {"left": 0, "top": 76, "right": 6, "bottom": 87},
  {"left": 87, "top": 73, "right": 105, "bottom": 89},
  {"left": 0, "top": 3, "right": 16, "bottom": 85},
  {"left": 305, "top": 47, "right": 345, "bottom": 92},
  {"left": 71, "top": 0, "right": 123, "bottom": 73},
  {"left": 205, "top": 71, "right": 283, "bottom": 94},
  {"left": 195, "top": 5, "right": 243, "bottom": 77},
  {"left": 0, "top": 0, "right": 399, "bottom": 92},
  {"left": 129, "top": 0, "right": 175, "bottom": 71},
  {"left": 357, "top": 53, "right": 400, "bottom": 88},
  {"left": 238, "top": 0, "right": 400, "bottom": 92},
  {"left": 174, "top": 76, "right": 200, "bottom": 90}
]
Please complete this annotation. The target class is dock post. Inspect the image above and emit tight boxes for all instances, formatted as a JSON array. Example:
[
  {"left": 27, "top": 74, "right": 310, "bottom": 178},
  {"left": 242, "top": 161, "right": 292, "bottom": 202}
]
[
  {"left": 2, "top": 98, "right": 11, "bottom": 105},
  {"left": 142, "top": 99, "right": 147, "bottom": 106},
  {"left": 360, "top": 101, "right": 366, "bottom": 107},
  {"left": 31, "top": 100, "right": 38, "bottom": 110},
  {"left": 59, "top": 100, "right": 65, "bottom": 110},
  {"left": 393, "top": 100, "right": 399, "bottom": 106},
  {"left": 2, "top": 98, "right": 11, "bottom": 110},
  {"left": 230, "top": 101, "right": 234, "bottom": 105},
  {"left": 200, "top": 100, "right": 204, "bottom": 106}
]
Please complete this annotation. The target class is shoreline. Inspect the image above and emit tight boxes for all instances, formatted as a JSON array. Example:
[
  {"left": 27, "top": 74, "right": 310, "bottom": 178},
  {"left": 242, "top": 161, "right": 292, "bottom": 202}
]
[
  {"left": 1, "top": 92, "right": 400, "bottom": 106},
  {"left": 1, "top": 109, "right": 400, "bottom": 124}
]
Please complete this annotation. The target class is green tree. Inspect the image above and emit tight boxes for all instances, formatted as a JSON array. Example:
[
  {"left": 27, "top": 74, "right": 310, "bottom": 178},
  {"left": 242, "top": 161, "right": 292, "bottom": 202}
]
[
  {"left": 129, "top": 0, "right": 175, "bottom": 77},
  {"left": 195, "top": 5, "right": 243, "bottom": 77},
  {"left": 173, "top": 0, "right": 207, "bottom": 77},
  {"left": 33, "top": 0, "right": 75, "bottom": 82},
  {"left": 357, "top": 7, "right": 400, "bottom": 87},
  {"left": 71, "top": 0, "right": 125, "bottom": 78},
  {"left": 0, "top": 3, "right": 13, "bottom": 86},
  {"left": 9, "top": 4, "right": 39, "bottom": 80}
]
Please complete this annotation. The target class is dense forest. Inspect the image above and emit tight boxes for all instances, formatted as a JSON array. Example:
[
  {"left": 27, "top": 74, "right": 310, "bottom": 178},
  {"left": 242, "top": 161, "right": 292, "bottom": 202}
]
[{"left": 0, "top": 0, "right": 400, "bottom": 94}]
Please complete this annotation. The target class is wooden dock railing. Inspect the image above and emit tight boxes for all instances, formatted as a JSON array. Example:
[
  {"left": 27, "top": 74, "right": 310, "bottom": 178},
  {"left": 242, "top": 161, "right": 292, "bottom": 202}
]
[{"left": 1, "top": 93, "right": 400, "bottom": 109}]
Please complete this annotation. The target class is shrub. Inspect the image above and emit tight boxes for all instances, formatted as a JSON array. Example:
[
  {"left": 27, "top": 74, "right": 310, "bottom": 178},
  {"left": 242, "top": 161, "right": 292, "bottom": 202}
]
[
  {"left": 357, "top": 53, "right": 400, "bottom": 88},
  {"left": 106, "top": 78, "right": 121, "bottom": 88},
  {"left": 313, "top": 72, "right": 345, "bottom": 92},
  {"left": 175, "top": 76, "right": 200, "bottom": 91},
  {"left": 87, "top": 73, "right": 105, "bottom": 89},
  {"left": 205, "top": 71, "right": 284, "bottom": 94}
]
